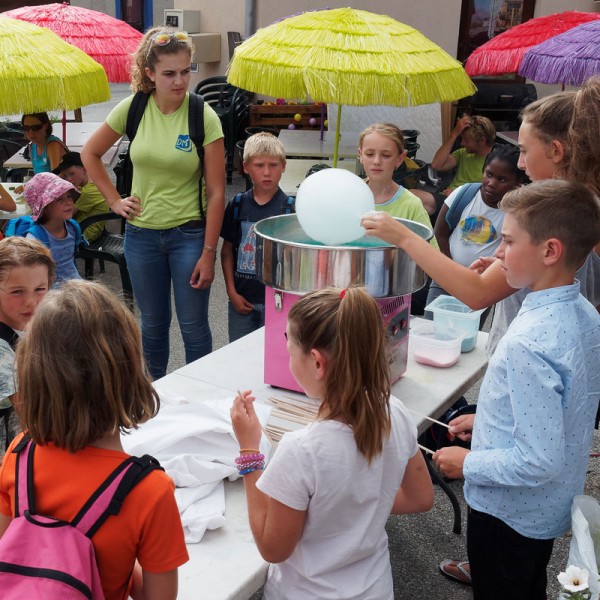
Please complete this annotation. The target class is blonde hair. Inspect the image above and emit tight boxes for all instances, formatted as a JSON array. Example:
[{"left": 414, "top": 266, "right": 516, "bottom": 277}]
[
  {"left": 499, "top": 180, "right": 600, "bottom": 269},
  {"left": 287, "top": 287, "right": 391, "bottom": 463},
  {"left": 567, "top": 77, "right": 600, "bottom": 198},
  {"left": 17, "top": 280, "right": 159, "bottom": 452},
  {"left": 130, "top": 27, "right": 193, "bottom": 93},
  {"left": 0, "top": 237, "right": 55, "bottom": 288},
  {"left": 464, "top": 115, "right": 496, "bottom": 146},
  {"left": 520, "top": 92, "right": 576, "bottom": 179},
  {"left": 243, "top": 132, "right": 286, "bottom": 164},
  {"left": 359, "top": 123, "right": 405, "bottom": 154}
]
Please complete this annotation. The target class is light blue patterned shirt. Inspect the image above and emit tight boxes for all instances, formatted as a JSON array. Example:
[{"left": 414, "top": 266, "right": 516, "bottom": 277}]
[{"left": 464, "top": 282, "right": 600, "bottom": 539}]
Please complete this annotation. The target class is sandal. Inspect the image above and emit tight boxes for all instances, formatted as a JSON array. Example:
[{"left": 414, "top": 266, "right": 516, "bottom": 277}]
[{"left": 439, "top": 559, "right": 472, "bottom": 585}]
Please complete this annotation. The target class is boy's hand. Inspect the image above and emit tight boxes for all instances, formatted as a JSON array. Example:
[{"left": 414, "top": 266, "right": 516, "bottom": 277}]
[
  {"left": 448, "top": 413, "right": 475, "bottom": 442},
  {"left": 230, "top": 292, "right": 254, "bottom": 315},
  {"left": 452, "top": 115, "right": 471, "bottom": 136},
  {"left": 432, "top": 447, "right": 469, "bottom": 479}
]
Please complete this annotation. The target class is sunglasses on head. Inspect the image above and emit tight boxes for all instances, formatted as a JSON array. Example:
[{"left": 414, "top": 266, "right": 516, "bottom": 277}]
[
  {"left": 23, "top": 124, "right": 44, "bottom": 132},
  {"left": 146, "top": 31, "right": 190, "bottom": 60}
]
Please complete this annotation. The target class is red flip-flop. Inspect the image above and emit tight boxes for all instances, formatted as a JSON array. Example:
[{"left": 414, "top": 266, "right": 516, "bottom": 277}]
[{"left": 439, "top": 559, "right": 472, "bottom": 585}]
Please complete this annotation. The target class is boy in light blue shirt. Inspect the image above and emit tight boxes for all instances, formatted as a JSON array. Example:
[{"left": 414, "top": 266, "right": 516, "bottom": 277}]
[{"left": 433, "top": 179, "right": 600, "bottom": 600}]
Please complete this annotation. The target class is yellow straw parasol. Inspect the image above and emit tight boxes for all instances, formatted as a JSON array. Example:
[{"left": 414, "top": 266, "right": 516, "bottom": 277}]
[
  {"left": 0, "top": 16, "right": 110, "bottom": 115},
  {"left": 228, "top": 8, "right": 476, "bottom": 164}
]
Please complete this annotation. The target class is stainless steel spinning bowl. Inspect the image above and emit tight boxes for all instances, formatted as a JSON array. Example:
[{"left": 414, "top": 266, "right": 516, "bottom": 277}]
[{"left": 254, "top": 214, "right": 432, "bottom": 298}]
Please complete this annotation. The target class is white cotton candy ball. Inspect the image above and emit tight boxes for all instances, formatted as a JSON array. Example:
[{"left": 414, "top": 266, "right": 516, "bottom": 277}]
[{"left": 295, "top": 168, "right": 375, "bottom": 246}]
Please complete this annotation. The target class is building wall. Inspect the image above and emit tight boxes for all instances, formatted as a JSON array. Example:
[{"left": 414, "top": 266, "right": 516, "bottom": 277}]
[{"left": 172, "top": 0, "right": 599, "bottom": 160}]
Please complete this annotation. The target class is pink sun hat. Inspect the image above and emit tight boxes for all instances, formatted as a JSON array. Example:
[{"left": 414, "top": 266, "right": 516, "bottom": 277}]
[{"left": 23, "top": 172, "right": 80, "bottom": 222}]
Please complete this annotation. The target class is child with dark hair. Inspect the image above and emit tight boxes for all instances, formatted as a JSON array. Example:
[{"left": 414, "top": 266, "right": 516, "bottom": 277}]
[
  {"left": 23, "top": 172, "right": 83, "bottom": 285},
  {"left": 426, "top": 144, "right": 528, "bottom": 323}
]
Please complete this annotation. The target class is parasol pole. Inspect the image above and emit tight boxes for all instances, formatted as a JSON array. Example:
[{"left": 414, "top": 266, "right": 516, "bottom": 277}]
[
  {"left": 62, "top": 111, "right": 67, "bottom": 144},
  {"left": 320, "top": 103, "right": 325, "bottom": 141},
  {"left": 333, "top": 105, "right": 341, "bottom": 167}
]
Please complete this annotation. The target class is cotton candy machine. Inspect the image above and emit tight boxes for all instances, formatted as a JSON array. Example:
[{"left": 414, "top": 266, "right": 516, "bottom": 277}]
[{"left": 254, "top": 214, "right": 433, "bottom": 393}]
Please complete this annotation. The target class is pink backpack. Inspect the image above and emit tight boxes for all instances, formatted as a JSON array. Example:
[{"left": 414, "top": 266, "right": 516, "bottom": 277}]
[{"left": 0, "top": 436, "right": 161, "bottom": 599}]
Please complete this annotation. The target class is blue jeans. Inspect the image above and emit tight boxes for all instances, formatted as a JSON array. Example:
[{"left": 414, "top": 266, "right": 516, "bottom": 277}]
[
  {"left": 228, "top": 301, "right": 264, "bottom": 343},
  {"left": 124, "top": 223, "right": 212, "bottom": 379}
]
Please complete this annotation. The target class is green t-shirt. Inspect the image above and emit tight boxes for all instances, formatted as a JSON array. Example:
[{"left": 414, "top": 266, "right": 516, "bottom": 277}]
[
  {"left": 376, "top": 187, "right": 439, "bottom": 250},
  {"left": 106, "top": 93, "right": 223, "bottom": 230},
  {"left": 448, "top": 148, "right": 486, "bottom": 191},
  {"left": 76, "top": 181, "right": 110, "bottom": 242}
]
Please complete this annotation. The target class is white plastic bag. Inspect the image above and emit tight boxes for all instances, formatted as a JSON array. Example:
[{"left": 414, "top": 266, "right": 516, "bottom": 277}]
[{"left": 567, "top": 495, "right": 600, "bottom": 600}]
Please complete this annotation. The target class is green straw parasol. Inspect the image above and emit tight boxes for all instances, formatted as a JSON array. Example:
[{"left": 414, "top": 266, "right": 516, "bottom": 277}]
[
  {"left": 228, "top": 8, "right": 476, "bottom": 164},
  {"left": 0, "top": 16, "right": 110, "bottom": 115}
]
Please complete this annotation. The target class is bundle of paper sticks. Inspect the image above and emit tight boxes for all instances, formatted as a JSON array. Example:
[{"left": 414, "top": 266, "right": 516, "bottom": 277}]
[
  {"left": 263, "top": 395, "right": 445, "bottom": 456},
  {"left": 265, "top": 395, "right": 320, "bottom": 442}
]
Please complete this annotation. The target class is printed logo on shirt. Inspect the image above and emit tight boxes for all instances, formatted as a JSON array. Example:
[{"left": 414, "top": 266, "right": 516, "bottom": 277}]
[
  {"left": 236, "top": 221, "right": 257, "bottom": 275},
  {"left": 459, "top": 216, "right": 498, "bottom": 245},
  {"left": 175, "top": 135, "right": 193, "bottom": 153}
]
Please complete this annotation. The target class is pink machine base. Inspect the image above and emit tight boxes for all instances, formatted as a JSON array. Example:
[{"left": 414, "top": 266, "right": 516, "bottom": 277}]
[{"left": 264, "top": 287, "right": 411, "bottom": 393}]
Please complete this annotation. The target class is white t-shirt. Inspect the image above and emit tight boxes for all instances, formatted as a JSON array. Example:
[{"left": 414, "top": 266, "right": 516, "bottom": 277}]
[
  {"left": 445, "top": 186, "right": 504, "bottom": 266},
  {"left": 257, "top": 396, "right": 418, "bottom": 600}
]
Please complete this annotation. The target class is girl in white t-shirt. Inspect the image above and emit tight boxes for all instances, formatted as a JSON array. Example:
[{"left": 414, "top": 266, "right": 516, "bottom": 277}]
[
  {"left": 426, "top": 145, "right": 527, "bottom": 323},
  {"left": 231, "top": 286, "right": 434, "bottom": 600}
]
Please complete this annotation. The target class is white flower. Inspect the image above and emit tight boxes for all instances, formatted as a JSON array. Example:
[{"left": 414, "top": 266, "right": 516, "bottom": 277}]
[{"left": 558, "top": 565, "right": 590, "bottom": 593}]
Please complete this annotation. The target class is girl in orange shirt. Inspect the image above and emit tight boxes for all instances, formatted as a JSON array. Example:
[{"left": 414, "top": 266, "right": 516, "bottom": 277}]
[{"left": 0, "top": 280, "right": 188, "bottom": 600}]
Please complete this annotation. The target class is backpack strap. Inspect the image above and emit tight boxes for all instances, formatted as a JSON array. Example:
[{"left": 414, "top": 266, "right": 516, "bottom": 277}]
[
  {"left": 188, "top": 92, "right": 206, "bottom": 221},
  {"left": 71, "top": 454, "right": 163, "bottom": 539},
  {"left": 0, "top": 323, "right": 19, "bottom": 349},
  {"left": 445, "top": 183, "right": 481, "bottom": 234},
  {"left": 26, "top": 223, "right": 50, "bottom": 247},
  {"left": 232, "top": 192, "right": 244, "bottom": 221},
  {"left": 284, "top": 196, "right": 295, "bottom": 214},
  {"left": 13, "top": 436, "right": 35, "bottom": 518},
  {"left": 126, "top": 91, "right": 150, "bottom": 144},
  {"left": 66, "top": 219, "right": 86, "bottom": 249}
]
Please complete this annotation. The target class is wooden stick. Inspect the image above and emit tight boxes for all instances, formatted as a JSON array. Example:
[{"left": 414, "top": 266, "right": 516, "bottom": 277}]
[
  {"left": 237, "top": 390, "right": 274, "bottom": 444},
  {"left": 418, "top": 443, "right": 435, "bottom": 455},
  {"left": 408, "top": 408, "right": 451, "bottom": 430}
]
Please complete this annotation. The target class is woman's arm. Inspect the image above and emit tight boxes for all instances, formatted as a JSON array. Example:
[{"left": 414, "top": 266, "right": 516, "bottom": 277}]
[
  {"left": 190, "top": 138, "right": 225, "bottom": 289},
  {"left": 0, "top": 184, "right": 17, "bottom": 212},
  {"left": 392, "top": 450, "right": 434, "bottom": 514},
  {"left": 46, "top": 140, "right": 67, "bottom": 172},
  {"left": 362, "top": 212, "right": 516, "bottom": 309},
  {"left": 433, "top": 204, "right": 452, "bottom": 258},
  {"left": 81, "top": 123, "right": 142, "bottom": 219}
]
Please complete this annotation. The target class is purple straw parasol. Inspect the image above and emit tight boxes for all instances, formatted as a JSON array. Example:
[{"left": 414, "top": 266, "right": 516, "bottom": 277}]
[{"left": 519, "top": 19, "right": 600, "bottom": 86}]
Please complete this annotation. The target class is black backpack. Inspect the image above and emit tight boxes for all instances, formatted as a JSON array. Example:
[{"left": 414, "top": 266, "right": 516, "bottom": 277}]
[{"left": 114, "top": 91, "right": 206, "bottom": 217}]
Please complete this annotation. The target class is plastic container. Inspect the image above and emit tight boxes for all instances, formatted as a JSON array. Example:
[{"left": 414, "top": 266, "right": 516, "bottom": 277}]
[
  {"left": 425, "top": 295, "right": 484, "bottom": 352},
  {"left": 411, "top": 324, "right": 464, "bottom": 368}
]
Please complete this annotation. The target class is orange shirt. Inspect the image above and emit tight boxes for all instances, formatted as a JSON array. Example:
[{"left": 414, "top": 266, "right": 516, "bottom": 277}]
[{"left": 0, "top": 433, "right": 189, "bottom": 600}]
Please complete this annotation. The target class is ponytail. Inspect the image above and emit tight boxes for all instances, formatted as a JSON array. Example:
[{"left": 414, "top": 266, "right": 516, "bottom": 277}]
[{"left": 288, "top": 287, "right": 391, "bottom": 463}]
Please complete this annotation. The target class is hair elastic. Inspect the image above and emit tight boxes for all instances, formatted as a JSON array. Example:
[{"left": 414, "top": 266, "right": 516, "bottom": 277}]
[{"left": 339, "top": 288, "right": 347, "bottom": 300}]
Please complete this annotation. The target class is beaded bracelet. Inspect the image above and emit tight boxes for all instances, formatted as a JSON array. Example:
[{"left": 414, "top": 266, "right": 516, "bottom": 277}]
[
  {"left": 239, "top": 465, "right": 265, "bottom": 476},
  {"left": 235, "top": 453, "right": 264, "bottom": 465},
  {"left": 237, "top": 460, "right": 265, "bottom": 471}
]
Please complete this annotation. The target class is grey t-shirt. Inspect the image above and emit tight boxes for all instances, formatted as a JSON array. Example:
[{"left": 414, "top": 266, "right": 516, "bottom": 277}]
[{"left": 487, "top": 251, "right": 600, "bottom": 357}]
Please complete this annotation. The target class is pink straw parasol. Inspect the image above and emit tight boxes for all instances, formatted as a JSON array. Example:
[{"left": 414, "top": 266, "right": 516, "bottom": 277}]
[
  {"left": 465, "top": 10, "right": 600, "bottom": 78},
  {"left": 519, "top": 19, "right": 600, "bottom": 86},
  {"left": 2, "top": 2, "right": 142, "bottom": 83}
]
